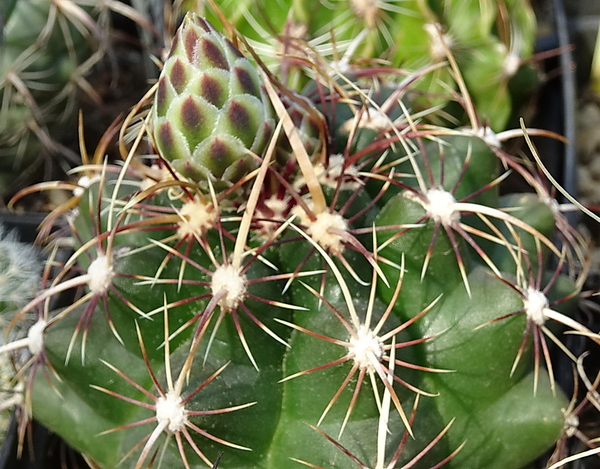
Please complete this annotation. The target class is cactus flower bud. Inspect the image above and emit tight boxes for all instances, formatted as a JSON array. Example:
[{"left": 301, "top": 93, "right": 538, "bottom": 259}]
[{"left": 151, "top": 13, "right": 274, "bottom": 190}]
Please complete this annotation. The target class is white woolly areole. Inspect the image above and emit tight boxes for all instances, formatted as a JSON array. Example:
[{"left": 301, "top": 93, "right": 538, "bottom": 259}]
[
  {"left": 424, "top": 23, "right": 453, "bottom": 62},
  {"left": 177, "top": 200, "right": 215, "bottom": 238},
  {"left": 295, "top": 157, "right": 360, "bottom": 191},
  {"left": 87, "top": 255, "right": 114, "bottom": 295},
  {"left": 350, "top": 0, "right": 379, "bottom": 26},
  {"left": 542, "top": 196, "right": 561, "bottom": 217},
  {"left": 211, "top": 265, "right": 247, "bottom": 311},
  {"left": 564, "top": 412, "right": 579, "bottom": 438},
  {"left": 476, "top": 126, "right": 501, "bottom": 148},
  {"left": 156, "top": 391, "right": 187, "bottom": 433},
  {"left": 343, "top": 106, "right": 392, "bottom": 133},
  {"left": 64, "top": 209, "right": 80, "bottom": 225},
  {"left": 523, "top": 288, "right": 549, "bottom": 326},
  {"left": 306, "top": 211, "right": 349, "bottom": 256},
  {"left": 255, "top": 195, "right": 289, "bottom": 239},
  {"left": 501, "top": 42, "right": 521, "bottom": 78},
  {"left": 73, "top": 175, "right": 100, "bottom": 197},
  {"left": 27, "top": 319, "right": 47, "bottom": 356},
  {"left": 423, "top": 189, "right": 460, "bottom": 225},
  {"left": 139, "top": 165, "right": 175, "bottom": 193},
  {"left": 328, "top": 59, "right": 350, "bottom": 74},
  {"left": 273, "top": 21, "right": 307, "bottom": 62},
  {"left": 321, "top": 154, "right": 361, "bottom": 190},
  {"left": 348, "top": 326, "right": 384, "bottom": 372},
  {"left": 263, "top": 196, "right": 289, "bottom": 220}
]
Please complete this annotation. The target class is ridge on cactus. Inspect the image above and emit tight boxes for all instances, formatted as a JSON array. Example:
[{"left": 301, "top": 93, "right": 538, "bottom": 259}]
[{"left": 1, "top": 2, "right": 599, "bottom": 469}]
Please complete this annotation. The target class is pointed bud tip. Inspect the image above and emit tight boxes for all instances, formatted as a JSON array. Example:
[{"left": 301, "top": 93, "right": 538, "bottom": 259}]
[
  {"left": 199, "top": 36, "right": 229, "bottom": 70},
  {"left": 227, "top": 100, "right": 251, "bottom": 131},
  {"left": 183, "top": 27, "right": 201, "bottom": 63},
  {"left": 193, "top": 15, "right": 213, "bottom": 34},
  {"left": 200, "top": 74, "right": 226, "bottom": 108},
  {"left": 181, "top": 96, "right": 204, "bottom": 131},
  {"left": 169, "top": 59, "right": 188, "bottom": 94},
  {"left": 233, "top": 66, "right": 260, "bottom": 97}
]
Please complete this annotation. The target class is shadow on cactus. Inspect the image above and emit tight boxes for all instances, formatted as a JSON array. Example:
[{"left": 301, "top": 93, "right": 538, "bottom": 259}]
[{"left": 2, "top": 2, "right": 600, "bottom": 469}]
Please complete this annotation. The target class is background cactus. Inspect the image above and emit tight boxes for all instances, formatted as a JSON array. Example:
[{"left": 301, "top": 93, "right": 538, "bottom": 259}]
[
  {"left": 0, "top": 225, "right": 40, "bottom": 317},
  {"left": 0, "top": 0, "right": 108, "bottom": 200},
  {"left": 0, "top": 0, "right": 153, "bottom": 203},
  {"left": 0, "top": 223, "right": 41, "bottom": 435},
  {"left": 193, "top": 0, "right": 538, "bottom": 130},
  {"left": 1, "top": 2, "right": 599, "bottom": 469}
]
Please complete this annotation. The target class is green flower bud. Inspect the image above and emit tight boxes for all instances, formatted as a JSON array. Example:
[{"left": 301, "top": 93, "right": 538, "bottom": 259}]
[{"left": 151, "top": 13, "right": 275, "bottom": 190}]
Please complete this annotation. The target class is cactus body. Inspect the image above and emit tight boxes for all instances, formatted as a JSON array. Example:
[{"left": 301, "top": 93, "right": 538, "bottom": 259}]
[{"left": 0, "top": 4, "right": 593, "bottom": 469}]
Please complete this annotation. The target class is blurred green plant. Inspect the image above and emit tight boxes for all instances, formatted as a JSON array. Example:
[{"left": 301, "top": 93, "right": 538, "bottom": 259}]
[{"left": 0, "top": 0, "right": 109, "bottom": 198}]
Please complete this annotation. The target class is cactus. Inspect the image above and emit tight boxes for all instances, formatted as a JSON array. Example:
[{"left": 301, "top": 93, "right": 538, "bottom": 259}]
[
  {"left": 0, "top": 0, "right": 105, "bottom": 198},
  {"left": 0, "top": 0, "right": 155, "bottom": 200},
  {"left": 1, "top": 3, "right": 599, "bottom": 469},
  {"left": 0, "top": 223, "right": 41, "bottom": 435},
  {"left": 0, "top": 225, "right": 40, "bottom": 316},
  {"left": 192, "top": 0, "right": 537, "bottom": 129}
]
